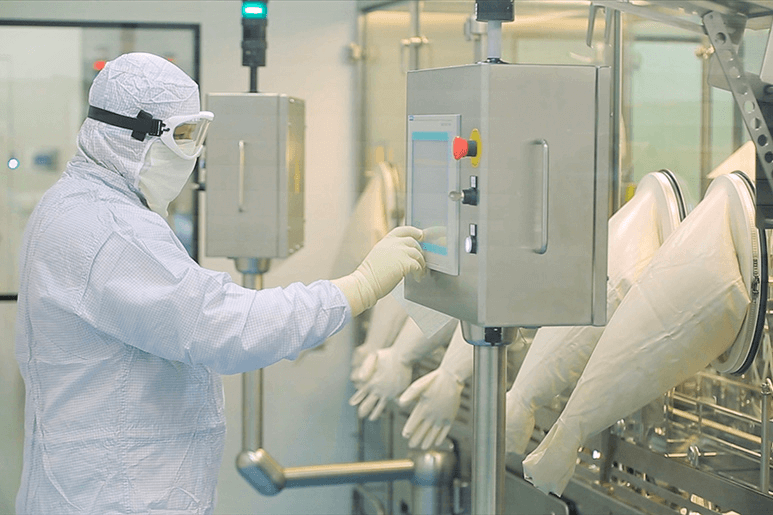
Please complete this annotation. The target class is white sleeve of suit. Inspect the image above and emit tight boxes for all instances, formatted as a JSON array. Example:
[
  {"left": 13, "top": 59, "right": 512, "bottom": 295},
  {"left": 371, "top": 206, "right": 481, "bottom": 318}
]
[{"left": 77, "top": 230, "right": 350, "bottom": 375}]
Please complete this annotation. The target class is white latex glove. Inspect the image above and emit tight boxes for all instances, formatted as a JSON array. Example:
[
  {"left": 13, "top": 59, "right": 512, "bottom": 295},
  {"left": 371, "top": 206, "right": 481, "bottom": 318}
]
[
  {"left": 398, "top": 324, "right": 472, "bottom": 450},
  {"left": 349, "top": 318, "right": 457, "bottom": 421},
  {"left": 523, "top": 174, "right": 752, "bottom": 496},
  {"left": 351, "top": 295, "right": 409, "bottom": 372},
  {"left": 332, "top": 226, "right": 425, "bottom": 317}
]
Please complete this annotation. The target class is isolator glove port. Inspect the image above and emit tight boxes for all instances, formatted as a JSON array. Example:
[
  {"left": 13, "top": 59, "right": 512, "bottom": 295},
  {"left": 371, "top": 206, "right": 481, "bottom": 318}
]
[
  {"left": 505, "top": 170, "right": 687, "bottom": 456},
  {"left": 349, "top": 318, "right": 456, "bottom": 421},
  {"left": 333, "top": 226, "right": 425, "bottom": 317},
  {"left": 398, "top": 323, "right": 472, "bottom": 450},
  {"left": 522, "top": 172, "right": 756, "bottom": 496}
]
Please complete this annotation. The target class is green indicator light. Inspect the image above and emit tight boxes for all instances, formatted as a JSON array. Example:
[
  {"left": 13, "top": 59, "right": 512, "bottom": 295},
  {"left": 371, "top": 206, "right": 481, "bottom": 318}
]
[{"left": 242, "top": 1, "right": 267, "bottom": 19}]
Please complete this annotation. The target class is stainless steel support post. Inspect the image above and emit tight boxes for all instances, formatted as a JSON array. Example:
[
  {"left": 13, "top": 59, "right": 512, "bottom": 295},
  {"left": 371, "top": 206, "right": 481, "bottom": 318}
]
[
  {"left": 409, "top": 0, "right": 421, "bottom": 71},
  {"left": 243, "top": 367, "right": 263, "bottom": 451},
  {"left": 610, "top": 9, "right": 624, "bottom": 212},
  {"left": 733, "top": 44, "right": 747, "bottom": 150},
  {"left": 487, "top": 21, "right": 502, "bottom": 61},
  {"left": 355, "top": 10, "right": 369, "bottom": 194},
  {"left": 235, "top": 257, "right": 270, "bottom": 454},
  {"left": 241, "top": 271, "right": 264, "bottom": 452},
  {"left": 761, "top": 379, "right": 772, "bottom": 493},
  {"left": 388, "top": 410, "right": 395, "bottom": 515},
  {"left": 411, "top": 450, "right": 455, "bottom": 515},
  {"left": 698, "top": 43, "right": 714, "bottom": 198},
  {"left": 471, "top": 345, "right": 507, "bottom": 515}
]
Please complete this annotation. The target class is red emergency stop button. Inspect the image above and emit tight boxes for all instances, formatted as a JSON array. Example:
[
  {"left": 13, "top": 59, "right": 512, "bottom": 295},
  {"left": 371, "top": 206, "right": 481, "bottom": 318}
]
[{"left": 453, "top": 137, "right": 478, "bottom": 160}]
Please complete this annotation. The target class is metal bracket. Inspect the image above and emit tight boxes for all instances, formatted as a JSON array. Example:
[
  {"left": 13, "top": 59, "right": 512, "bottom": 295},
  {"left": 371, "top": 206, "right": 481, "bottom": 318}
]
[
  {"left": 761, "top": 378, "right": 772, "bottom": 493},
  {"left": 589, "top": 0, "right": 705, "bottom": 39},
  {"left": 453, "top": 478, "right": 471, "bottom": 514},
  {"left": 704, "top": 11, "right": 773, "bottom": 226},
  {"left": 586, "top": 3, "right": 613, "bottom": 48},
  {"left": 464, "top": 15, "right": 487, "bottom": 41},
  {"left": 400, "top": 36, "right": 430, "bottom": 74},
  {"left": 347, "top": 42, "right": 366, "bottom": 62}
]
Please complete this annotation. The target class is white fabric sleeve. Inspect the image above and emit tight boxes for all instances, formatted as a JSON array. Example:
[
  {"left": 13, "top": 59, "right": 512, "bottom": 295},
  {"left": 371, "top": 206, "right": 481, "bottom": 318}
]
[
  {"left": 522, "top": 179, "right": 751, "bottom": 496},
  {"left": 78, "top": 231, "right": 350, "bottom": 375}
]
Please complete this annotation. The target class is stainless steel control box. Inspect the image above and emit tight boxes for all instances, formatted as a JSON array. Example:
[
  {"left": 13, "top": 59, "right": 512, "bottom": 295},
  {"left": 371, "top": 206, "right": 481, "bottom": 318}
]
[
  {"left": 404, "top": 63, "right": 610, "bottom": 328},
  {"left": 205, "top": 93, "right": 304, "bottom": 259}
]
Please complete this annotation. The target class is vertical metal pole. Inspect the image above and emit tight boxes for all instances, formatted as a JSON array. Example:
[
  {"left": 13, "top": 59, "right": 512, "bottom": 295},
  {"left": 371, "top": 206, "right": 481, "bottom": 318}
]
[
  {"left": 487, "top": 21, "right": 502, "bottom": 61},
  {"left": 471, "top": 345, "right": 507, "bottom": 515},
  {"left": 697, "top": 375, "right": 704, "bottom": 436},
  {"left": 249, "top": 67, "right": 259, "bottom": 94},
  {"left": 698, "top": 44, "right": 714, "bottom": 198},
  {"left": 761, "top": 379, "right": 771, "bottom": 493},
  {"left": 242, "top": 272, "right": 264, "bottom": 452},
  {"left": 388, "top": 410, "right": 395, "bottom": 515},
  {"left": 409, "top": 0, "right": 421, "bottom": 71},
  {"left": 412, "top": 484, "right": 445, "bottom": 515},
  {"left": 610, "top": 9, "right": 624, "bottom": 212},
  {"left": 411, "top": 450, "right": 456, "bottom": 515},
  {"left": 355, "top": 10, "right": 369, "bottom": 195},
  {"left": 733, "top": 44, "right": 747, "bottom": 150},
  {"left": 471, "top": 18, "right": 486, "bottom": 63}
]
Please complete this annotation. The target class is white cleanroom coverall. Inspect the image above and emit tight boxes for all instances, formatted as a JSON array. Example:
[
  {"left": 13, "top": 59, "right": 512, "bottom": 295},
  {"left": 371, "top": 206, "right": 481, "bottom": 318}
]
[{"left": 15, "top": 53, "right": 422, "bottom": 515}]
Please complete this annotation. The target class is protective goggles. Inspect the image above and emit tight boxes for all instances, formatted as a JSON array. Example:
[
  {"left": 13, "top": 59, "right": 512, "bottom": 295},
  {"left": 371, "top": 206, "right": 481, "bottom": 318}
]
[{"left": 87, "top": 106, "right": 214, "bottom": 160}]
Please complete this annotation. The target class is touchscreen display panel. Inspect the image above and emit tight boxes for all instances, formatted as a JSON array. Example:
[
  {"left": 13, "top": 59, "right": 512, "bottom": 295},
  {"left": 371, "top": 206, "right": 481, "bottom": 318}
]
[{"left": 411, "top": 133, "right": 450, "bottom": 256}]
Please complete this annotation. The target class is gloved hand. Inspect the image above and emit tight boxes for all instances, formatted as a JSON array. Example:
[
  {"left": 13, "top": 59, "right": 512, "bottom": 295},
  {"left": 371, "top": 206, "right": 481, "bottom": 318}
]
[
  {"left": 332, "top": 226, "right": 425, "bottom": 317},
  {"left": 349, "top": 318, "right": 457, "bottom": 421},
  {"left": 351, "top": 295, "right": 409, "bottom": 372},
  {"left": 398, "top": 324, "right": 472, "bottom": 450}
]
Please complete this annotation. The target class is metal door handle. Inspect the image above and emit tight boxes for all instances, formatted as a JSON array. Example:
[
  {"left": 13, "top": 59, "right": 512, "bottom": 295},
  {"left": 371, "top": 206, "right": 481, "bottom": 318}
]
[
  {"left": 238, "top": 140, "right": 246, "bottom": 212},
  {"left": 534, "top": 139, "right": 549, "bottom": 254}
]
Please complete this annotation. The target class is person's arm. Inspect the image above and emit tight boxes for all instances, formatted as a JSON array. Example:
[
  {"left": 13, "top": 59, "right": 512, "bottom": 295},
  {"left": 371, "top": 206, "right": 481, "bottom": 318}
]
[
  {"left": 78, "top": 225, "right": 425, "bottom": 375},
  {"left": 78, "top": 230, "right": 350, "bottom": 375}
]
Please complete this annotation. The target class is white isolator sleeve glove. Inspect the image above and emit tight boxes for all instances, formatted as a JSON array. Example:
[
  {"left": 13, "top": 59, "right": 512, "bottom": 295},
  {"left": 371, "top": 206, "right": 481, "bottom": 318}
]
[
  {"left": 351, "top": 295, "right": 409, "bottom": 371},
  {"left": 522, "top": 174, "right": 753, "bottom": 496},
  {"left": 332, "top": 226, "right": 425, "bottom": 318},
  {"left": 349, "top": 318, "right": 457, "bottom": 421},
  {"left": 398, "top": 323, "right": 472, "bottom": 450},
  {"left": 505, "top": 171, "right": 683, "bottom": 456}
]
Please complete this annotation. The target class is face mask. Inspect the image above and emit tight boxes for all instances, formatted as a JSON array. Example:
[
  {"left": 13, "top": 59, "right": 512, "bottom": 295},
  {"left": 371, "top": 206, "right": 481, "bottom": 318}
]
[{"left": 138, "top": 140, "right": 197, "bottom": 217}]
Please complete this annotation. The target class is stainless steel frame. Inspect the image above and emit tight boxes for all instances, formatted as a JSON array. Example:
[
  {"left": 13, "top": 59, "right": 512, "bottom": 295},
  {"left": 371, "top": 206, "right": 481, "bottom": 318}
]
[
  {"left": 237, "top": 446, "right": 456, "bottom": 510},
  {"left": 589, "top": 0, "right": 773, "bottom": 227},
  {"left": 353, "top": 2, "right": 773, "bottom": 514}
]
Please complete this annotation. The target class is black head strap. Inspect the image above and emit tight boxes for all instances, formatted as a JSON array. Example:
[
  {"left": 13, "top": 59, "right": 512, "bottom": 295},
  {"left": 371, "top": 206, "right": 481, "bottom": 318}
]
[{"left": 87, "top": 106, "right": 167, "bottom": 141}]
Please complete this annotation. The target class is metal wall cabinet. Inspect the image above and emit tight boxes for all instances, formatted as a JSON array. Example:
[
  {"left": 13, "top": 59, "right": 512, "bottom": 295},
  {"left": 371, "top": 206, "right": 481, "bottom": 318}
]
[
  {"left": 205, "top": 93, "right": 304, "bottom": 259},
  {"left": 404, "top": 63, "right": 610, "bottom": 328}
]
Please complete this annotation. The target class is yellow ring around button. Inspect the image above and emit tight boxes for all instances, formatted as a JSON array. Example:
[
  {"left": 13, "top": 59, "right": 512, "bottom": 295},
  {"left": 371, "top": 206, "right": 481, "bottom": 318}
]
[{"left": 470, "top": 128, "right": 482, "bottom": 168}]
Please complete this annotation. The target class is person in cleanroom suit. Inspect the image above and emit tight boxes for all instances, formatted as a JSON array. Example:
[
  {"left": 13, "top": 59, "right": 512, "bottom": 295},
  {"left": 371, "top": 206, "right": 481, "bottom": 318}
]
[{"left": 14, "top": 53, "right": 425, "bottom": 515}]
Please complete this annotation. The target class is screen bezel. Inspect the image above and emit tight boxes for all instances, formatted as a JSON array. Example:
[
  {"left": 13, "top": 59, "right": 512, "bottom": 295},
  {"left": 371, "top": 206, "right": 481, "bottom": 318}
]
[{"left": 406, "top": 114, "right": 461, "bottom": 276}]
